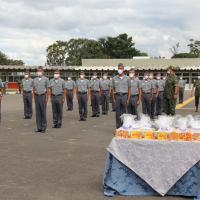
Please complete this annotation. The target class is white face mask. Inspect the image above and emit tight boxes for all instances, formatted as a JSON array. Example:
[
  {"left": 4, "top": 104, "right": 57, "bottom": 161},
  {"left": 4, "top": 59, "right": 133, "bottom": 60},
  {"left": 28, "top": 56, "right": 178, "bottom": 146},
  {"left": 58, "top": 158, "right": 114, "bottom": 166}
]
[
  {"left": 180, "top": 77, "right": 183, "bottom": 80},
  {"left": 68, "top": 77, "right": 71, "bottom": 81},
  {"left": 25, "top": 75, "right": 29, "bottom": 79},
  {"left": 163, "top": 77, "right": 166, "bottom": 80},
  {"left": 157, "top": 76, "right": 161, "bottom": 80},
  {"left": 54, "top": 74, "right": 60, "bottom": 79},
  {"left": 93, "top": 75, "right": 97, "bottom": 79},
  {"left": 37, "top": 72, "right": 43, "bottom": 77},
  {"left": 129, "top": 73, "right": 135, "bottom": 78},
  {"left": 118, "top": 69, "right": 123, "bottom": 75},
  {"left": 103, "top": 76, "right": 107, "bottom": 80},
  {"left": 149, "top": 75, "right": 153, "bottom": 79},
  {"left": 80, "top": 75, "right": 84, "bottom": 79},
  {"left": 144, "top": 75, "right": 148, "bottom": 80},
  {"left": 198, "top": 76, "right": 200, "bottom": 80}
]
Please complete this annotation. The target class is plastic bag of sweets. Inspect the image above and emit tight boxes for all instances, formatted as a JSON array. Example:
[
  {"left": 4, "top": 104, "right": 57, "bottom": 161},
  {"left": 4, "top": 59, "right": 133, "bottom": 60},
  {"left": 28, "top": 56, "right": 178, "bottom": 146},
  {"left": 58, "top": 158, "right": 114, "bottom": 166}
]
[{"left": 130, "top": 129, "right": 142, "bottom": 139}]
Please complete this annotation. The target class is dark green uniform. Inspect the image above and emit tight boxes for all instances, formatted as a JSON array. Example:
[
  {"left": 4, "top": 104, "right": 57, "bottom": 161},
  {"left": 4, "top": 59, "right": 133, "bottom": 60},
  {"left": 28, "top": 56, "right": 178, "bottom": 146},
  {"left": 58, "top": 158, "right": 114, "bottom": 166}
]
[
  {"left": 194, "top": 81, "right": 200, "bottom": 111},
  {"left": 163, "top": 75, "right": 178, "bottom": 115}
]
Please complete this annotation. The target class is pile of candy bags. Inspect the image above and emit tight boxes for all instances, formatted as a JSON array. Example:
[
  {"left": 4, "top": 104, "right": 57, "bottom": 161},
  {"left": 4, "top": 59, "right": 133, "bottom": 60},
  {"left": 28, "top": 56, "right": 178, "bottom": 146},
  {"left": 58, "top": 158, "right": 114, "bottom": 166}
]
[{"left": 115, "top": 114, "right": 200, "bottom": 141}]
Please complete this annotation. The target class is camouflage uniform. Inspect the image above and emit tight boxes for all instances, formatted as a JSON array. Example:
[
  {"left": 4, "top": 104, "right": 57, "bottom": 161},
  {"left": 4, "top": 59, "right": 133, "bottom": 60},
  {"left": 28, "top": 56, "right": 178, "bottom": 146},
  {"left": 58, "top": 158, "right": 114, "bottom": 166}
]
[{"left": 163, "top": 75, "right": 178, "bottom": 115}]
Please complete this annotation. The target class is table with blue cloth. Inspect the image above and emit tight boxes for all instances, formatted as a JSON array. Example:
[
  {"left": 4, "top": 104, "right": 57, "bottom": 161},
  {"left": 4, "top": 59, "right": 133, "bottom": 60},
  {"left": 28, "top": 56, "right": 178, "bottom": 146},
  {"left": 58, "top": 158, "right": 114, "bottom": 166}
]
[{"left": 103, "top": 138, "right": 200, "bottom": 200}]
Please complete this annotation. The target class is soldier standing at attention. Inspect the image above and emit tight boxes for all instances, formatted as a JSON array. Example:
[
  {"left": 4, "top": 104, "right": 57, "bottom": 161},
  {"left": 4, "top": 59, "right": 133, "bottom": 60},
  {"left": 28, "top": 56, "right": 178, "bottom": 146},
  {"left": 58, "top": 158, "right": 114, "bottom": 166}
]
[
  {"left": 100, "top": 73, "right": 111, "bottom": 115},
  {"left": 163, "top": 66, "right": 179, "bottom": 116},
  {"left": 65, "top": 77, "right": 76, "bottom": 111},
  {"left": 178, "top": 76, "right": 186, "bottom": 104},
  {"left": 49, "top": 70, "right": 66, "bottom": 128},
  {"left": 112, "top": 63, "right": 131, "bottom": 129},
  {"left": 191, "top": 76, "right": 200, "bottom": 112},
  {"left": 33, "top": 67, "right": 50, "bottom": 133},
  {"left": 21, "top": 70, "right": 33, "bottom": 119},
  {"left": 141, "top": 73, "right": 153, "bottom": 117},
  {"left": 128, "top": 68, "right": 141, "bottom": 118},
  {"left": 76, "top": 71, "right": 90, "bottom": 121},
  {"left": 110, "top": 77, "right": 116, "bottom": 112},
  {"left": 149, "top": 72, "right": 157, "bottom": 119},
  {"left": 155, "top": 73, "right": 165, "bottom": 116},
  {"left": 90, "top": 72, "right": 101, "bottom": 117}
]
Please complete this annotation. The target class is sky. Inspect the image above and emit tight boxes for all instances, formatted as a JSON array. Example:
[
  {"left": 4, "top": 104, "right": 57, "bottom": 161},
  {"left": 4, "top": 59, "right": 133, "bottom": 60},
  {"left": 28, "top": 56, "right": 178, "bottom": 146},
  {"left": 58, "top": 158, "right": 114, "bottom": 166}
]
[{"left": 0, "top": 0, "right": 200, "bottom": 65}]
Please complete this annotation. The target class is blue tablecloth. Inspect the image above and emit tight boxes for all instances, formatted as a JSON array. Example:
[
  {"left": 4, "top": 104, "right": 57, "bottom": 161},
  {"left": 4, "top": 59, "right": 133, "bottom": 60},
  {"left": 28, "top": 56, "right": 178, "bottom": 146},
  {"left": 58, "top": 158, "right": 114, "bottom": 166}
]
[{"left": 104, "top": 153, "right": 200, "bottom": 199}]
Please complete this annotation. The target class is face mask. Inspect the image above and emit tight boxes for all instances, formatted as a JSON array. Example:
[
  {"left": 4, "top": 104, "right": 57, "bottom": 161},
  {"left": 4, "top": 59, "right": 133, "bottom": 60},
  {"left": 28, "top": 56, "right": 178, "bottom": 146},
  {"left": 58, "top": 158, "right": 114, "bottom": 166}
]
[
  {"left": 103, "top": 76, "right": 107, "bottom": 80},
  {"left": 198, "top": 76, "right": 200, "bottom": 80},
  {"left": 129, "top": 73, "right": 135, "bottom": 78},
  {"left": 54, "top": 74, "right": 60, "bottom": 79},
  {"left": 80, "top": 75, "right": 84, "bottom": 79},
  {"left": 68, "top": 77, "right": 71, "bottom": 81},
  {"left": 25, "top": 75, "right": 29, "bottom": 79},
  {"left": 180, "top": 77, "right": 183, "bottom": 80},
  {"left": 167, "top": 71, "right": 170, "bottom": 75},
  {"left": 144, "top": 75, "right": 148, "bottom": 80},
  {"left": 163, "top": 77, "right": 166, "bottom": 80},
  {"left": 157, "top": 76, "right": 161, "bottom": 80},
  {"left": 149, "top": 75, "right": 153, "bottom": 79},
  {"left": 93, "top": 76, "right": 97, "bottom": 79},
  {"left": 37, "top": 72, "right": 43, "bottom": 77},
  {"left": 118, "top": 69, "right": 123, "bottom": 75}
]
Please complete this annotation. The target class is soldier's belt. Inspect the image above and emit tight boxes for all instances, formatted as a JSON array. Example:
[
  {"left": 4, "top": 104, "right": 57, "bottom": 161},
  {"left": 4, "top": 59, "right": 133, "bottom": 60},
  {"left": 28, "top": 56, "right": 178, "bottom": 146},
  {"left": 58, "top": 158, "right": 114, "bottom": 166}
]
[
  {"left": 78, "top": 92, "right": 87, "bottom": 94},
  {"left": 115, "top": 92, "right": 128, "bottom": 96},
  {"left": 52, "top": 94, "right": 63, "bottom": 96}
]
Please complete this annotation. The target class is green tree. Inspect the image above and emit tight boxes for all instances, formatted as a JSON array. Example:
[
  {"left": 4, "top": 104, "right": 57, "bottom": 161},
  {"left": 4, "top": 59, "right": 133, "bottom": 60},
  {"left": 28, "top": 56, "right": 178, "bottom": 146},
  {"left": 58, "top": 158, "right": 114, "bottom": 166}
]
[
  {"left": 46, "top": 33, "right": 148, "bottom": 66},
  {"left": 46, "top": 41, "right": 68, "bottom": 66},
  {"left": 99, "top": 33, "right": 147, "bottom": 58},
  {"left": 0, "top": 51, "right": 24, "bottom": 65},
  {"left": 188, "top": 39, "right": 200, "bottom": 57},
  {"left": 172, "top": 53, "right": 198, "bottom": 58}
]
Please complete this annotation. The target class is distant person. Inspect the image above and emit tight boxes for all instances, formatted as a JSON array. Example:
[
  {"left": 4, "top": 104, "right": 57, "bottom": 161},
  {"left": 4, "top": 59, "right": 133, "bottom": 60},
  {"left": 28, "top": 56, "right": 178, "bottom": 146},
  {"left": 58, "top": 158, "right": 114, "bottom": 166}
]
[
  {"left": 141, "top": 73, "right": 153, "bottom": 117},
  {"left": 90, "top": 72, "right": 101, "bottom": 117},
  {"left": 76, "top": 71, "right": 90, "bottom": 121},
  {"left": 33, "top": 67, "right": 50, "bottom": 133},
  {"left": 17, "top": 79, "right": 22, "bottom": 94},
  {"left": 191, "top": 76, "right": 200, "bottom": 112},
  {"left": 112, "top": 63, "right": 131, "bottom": 129},
  {"left": 149, "top": 72, "right": 157, "bottom": 119},
  {"left": 0, "top": 79, "right": 3, "bottom": 122},
  {"left": 163, "top": 66, "right": 178, "bottom": 115},
  {"left": 178, "top": 76, "right": 186, "bottom": 104},
  {"left": 100, "top": 73, "right": 111, "bottom": 115},
  {"left": 65, "top": 77, "right": 76, "bottom": 111},
  {"left": 49, "top": 70, "right": 66, "bottom": 128},
  {"left": 127, "top": 68, "right": 141, "bottom": 119},
  {"left": 21, "top": 70, "right": 33, "bottom": 119},
  {"left": 110, "top": 77, "right": 116, "bottom": 112},
  {"left": 155, "top": 73, "right": 165, "bottom": 116}
]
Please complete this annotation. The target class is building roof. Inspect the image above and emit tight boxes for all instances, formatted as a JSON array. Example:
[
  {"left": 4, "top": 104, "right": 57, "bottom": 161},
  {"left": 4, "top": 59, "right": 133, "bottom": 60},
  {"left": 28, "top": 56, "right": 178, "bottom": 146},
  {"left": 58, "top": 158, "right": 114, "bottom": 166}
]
[{"left": 0, "top": 58, "right": 200, "bottom": 71}]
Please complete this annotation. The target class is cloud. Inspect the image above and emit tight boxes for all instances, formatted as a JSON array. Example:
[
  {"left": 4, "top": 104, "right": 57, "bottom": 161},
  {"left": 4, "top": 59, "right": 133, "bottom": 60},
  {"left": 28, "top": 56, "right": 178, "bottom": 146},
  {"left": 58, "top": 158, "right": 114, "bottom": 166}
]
[{"left": 0, "top": 0, "right": 200, "bottom": 65}]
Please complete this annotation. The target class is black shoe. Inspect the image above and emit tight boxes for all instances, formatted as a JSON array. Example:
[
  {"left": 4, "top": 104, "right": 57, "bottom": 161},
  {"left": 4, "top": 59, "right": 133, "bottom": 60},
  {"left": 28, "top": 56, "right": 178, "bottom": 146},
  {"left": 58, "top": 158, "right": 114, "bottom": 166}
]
[
  {"left": 35, "top": 129, "right": 41, "bottom": 133},
  {"left": 91, "top": 115, "right": 96, "bottom": 117},
  {"left": 102, "top": 112, "right": 106, "bottom": 115},
  {"left": 82, "top": 118, "right": 87, "bottom": 121},
  {"left": 79, "top": 118, "right": 84, "bottom": 121},
  {"left": 41, "top": 130, "right": 46, "bottom": 133},
  {"left": 24, "top": 116, "right": 29, "bottom": 119},
  {"left": 57, "top": 125, "right": 61, "bottom": 128},
  {"left": 52, "top": 125, "right": 57, "bottom": 128},
  {"left": 96, "top": 114, "right": 100, "bottom": 117}
]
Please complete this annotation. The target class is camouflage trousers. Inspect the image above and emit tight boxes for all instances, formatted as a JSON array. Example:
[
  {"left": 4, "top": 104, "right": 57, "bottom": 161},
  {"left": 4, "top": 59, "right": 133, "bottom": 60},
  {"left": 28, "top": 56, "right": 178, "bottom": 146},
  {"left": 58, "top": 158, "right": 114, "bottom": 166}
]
[{"left": 164, "top": 97, "right": 176, "bottom": 115}]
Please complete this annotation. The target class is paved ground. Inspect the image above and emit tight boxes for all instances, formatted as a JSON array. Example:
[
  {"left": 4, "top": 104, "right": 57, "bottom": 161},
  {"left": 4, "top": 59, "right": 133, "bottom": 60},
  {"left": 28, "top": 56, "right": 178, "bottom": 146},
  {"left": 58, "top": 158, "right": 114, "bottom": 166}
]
[{"left": 0, "top": 94, "right": 197, "bottom": 200}]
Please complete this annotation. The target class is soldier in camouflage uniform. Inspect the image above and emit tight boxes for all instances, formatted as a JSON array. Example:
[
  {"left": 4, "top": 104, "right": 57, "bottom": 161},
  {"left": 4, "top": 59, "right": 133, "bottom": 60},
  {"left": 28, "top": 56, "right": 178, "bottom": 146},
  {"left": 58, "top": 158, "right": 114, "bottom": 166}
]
[
  {"left": 163, "top": 66, "right": 179, "bottom": 115},
  {"left": 191, "top": 76, "right": 200, "bottom": 112}
]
